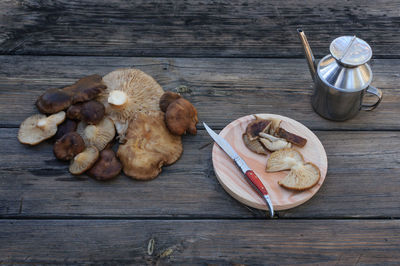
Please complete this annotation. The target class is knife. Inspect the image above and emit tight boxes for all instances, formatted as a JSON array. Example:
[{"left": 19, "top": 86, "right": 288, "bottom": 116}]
[{"left": 203, "top": 122, "right": 274, "bottom": 218}]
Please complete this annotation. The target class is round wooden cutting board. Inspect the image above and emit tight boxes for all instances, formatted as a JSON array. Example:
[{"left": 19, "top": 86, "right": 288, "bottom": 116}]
[{"left": 212, "top": 114, "right": 328, "bottom": 211}]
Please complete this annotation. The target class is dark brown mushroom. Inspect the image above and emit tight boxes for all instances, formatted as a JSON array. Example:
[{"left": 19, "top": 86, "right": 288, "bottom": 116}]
[
  {"left": 53, "top": 132, "right": 85, "bottom": 161},
  {"left": 36, "top": 88, "right": 72, "bottom": 114},
  {"left": 67, "top": 101, "right": 105, "bottom": 125},
  {"left": 80, "top": 101, "right": 105, "bottom": 124},
  {"left": 159, "top": 91, "right": 182, "bottom": 112},
  {"left": 66, "top": 103, "right": 83, "bottom": 120},
  {"left": 87, "top": 149, "right": 122, "bottom": 180},
  {"left": 55, "top": 119, "right": 78, "bottom": 140},
  {"left": 63, "top": 74, "right": 106, "bottom": 104}
]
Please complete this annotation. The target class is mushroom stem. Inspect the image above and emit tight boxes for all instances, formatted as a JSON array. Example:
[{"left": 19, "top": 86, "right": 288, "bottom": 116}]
[
  {"left": 85, "top": 125, "right": 98, "bottom": 140},
  {"left": 36, "top": 118, "right": 48, "bottom": 130},
  {"left": 108, "top": 90, "right": 128, "bottom": 108},
  {"left": 259, "top": 132, "right": 281, "bottom": 141}
]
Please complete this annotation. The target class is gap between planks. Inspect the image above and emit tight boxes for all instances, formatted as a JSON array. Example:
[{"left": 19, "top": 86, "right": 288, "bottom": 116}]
[{"left": 0, "top": 216, "right": 398, "bottom": 220}]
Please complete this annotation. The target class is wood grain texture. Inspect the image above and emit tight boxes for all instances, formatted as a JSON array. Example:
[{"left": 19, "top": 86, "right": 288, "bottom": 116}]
[
  {"left": 1, "top": 56, "right": 399, "bottom": 130},
  {"left": 1, "top": 1, "right": 400, "bottom": 57},
  {"left": 0, "top": 219, "right": 399, "bottom": 264},
  {"left": 1, "top": 128, "right": 399, "bottom": 218}
]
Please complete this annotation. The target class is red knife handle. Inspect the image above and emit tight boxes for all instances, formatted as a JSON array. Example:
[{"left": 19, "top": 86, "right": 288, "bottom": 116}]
[{"left": 244, "top": 170, "right": 268, "bottom": 196}]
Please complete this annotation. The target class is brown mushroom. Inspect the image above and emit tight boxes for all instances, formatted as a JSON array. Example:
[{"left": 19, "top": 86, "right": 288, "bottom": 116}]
[
  {"left": 165, "top": 97, "right": 198, "bottom": 135},
  {"left": 63, "top": 74, "right": 106, "bottom": 104},
  {"left": 276, "top": 127, "right": 307, "bottom": 147},
  {"left": 77, "top": 117, "right": 115, "bottom": 151},
  {"left": 87, "top": 149, "right": 122, "bottom": 180},
  {"left": 36, "top": 88, "right": 72, "bottom": 114},
  {"left": 18, "top": 111, "right": 66, "bottom": 145},
  {"left": 69, "top": 146, "right": 99, "bottom": 175},
  {"left": 67, "top": 101, "right": 105, "bottom": 125},
  {"left": 54, "top": 119, "right": 77, "bottom": 140},
  {"left": 53, "top": 132, "right": 85, "bottom": 161},
  {"left": 159, "top": 91, "right": 182, "bottom": 112}
]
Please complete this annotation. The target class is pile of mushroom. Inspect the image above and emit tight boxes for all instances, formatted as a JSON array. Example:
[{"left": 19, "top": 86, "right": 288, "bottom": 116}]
[
  {"left": 18, "top": 74, "right": 122, "bottom": 180},
  {"left": 18, "top": 69, "right": 198, "bottom": 181},
  {"left": 98, "top": 68, "right": 198, "bottom": 180}
]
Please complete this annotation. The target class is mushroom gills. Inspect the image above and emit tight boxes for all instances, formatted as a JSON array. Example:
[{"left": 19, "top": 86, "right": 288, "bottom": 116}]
[
  {"left": 278, "top": 162, "right": 320, "bottom": 191},
  {"left": 18, "top": 111, "right": 66, "bottom": 145},
  {"left": 266, "top": 148, "right": 304, "bottom": 172},
  {"left": 69, "top": 146, "right": 99, "bottom": 175},
  {"left": 77, "top": 117, "right": 115, "bottom": 151}
]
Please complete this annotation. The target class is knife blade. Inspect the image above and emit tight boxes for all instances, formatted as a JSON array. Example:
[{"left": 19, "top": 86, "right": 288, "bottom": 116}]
[{"left": 203, "top": 122, "right": 274, "bottom": 218}]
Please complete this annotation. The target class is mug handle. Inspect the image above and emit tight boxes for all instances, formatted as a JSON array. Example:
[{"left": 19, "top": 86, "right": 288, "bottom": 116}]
[{"left": 362, "top": 85, "right": 383, "bottom": 111}]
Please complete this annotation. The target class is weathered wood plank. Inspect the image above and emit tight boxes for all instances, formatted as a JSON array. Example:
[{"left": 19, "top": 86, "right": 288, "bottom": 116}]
[
  {"left": 1, "top": 219, "right": 399, "bottom": 264},
  {"left": 1, "top": 128, "right": 399, "bottom": 218},
  {"left": 1, "top": 56, "right": 399, "bottom": 130},
  {"left": 1, "top": 1, "right": 400, "bottom": 57}
]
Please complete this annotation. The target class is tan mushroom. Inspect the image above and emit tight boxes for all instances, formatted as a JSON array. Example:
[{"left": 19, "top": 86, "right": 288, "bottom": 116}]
[
  {"left": 266, "top": 148, "right": 303, "bottom": 172},
  {"left": 117, "top": 111, "right": 182, "bottom": 180},
  {"left": 266, "top": 148, "right": 320, "bottom": 191},
  {"left": 18, "top": 111, "right": 66, "bottom": 145},
  {"left": 278, "top": 162, "right": 320, "bottom": 191},
  {"left": 69, "top": 146, "right": 99, "bottom": 175},
  {"left": 98, "top": 68, "right": 164, "bottom": 141},
  {"left": 77, "top": 117, "right": 115, "bottom": 151},
  {"left": 259, "top": 132, "right": 292, "bottom": 151}
]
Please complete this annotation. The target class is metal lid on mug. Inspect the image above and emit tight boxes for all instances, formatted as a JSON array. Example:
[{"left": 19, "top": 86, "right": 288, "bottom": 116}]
[{"left": 329, "top": 36, "right": 372, "bottom": 67}]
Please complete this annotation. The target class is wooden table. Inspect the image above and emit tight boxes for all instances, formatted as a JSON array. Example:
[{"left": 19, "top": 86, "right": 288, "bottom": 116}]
[{"left": 1, "top": 1, "right": 399, "bottom": 264}]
